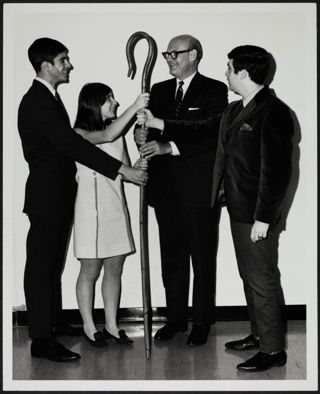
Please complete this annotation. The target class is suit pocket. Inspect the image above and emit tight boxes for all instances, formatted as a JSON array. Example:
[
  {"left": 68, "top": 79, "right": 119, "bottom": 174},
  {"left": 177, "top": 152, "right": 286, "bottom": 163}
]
[
  {"left": 183, "top": 109, "right": 203, "bottom": 120},
  {"left": 239, "top": 129, "right": 259, "bottom": 136}
]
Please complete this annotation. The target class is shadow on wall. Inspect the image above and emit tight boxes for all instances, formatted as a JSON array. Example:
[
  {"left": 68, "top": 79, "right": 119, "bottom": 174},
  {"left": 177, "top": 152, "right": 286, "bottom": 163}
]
[
  {"left": 279, "top": 110, "right": 301, "bottom": 232},
  {"left": 265, "top": 52, "right": 301, "bottom": 233}
]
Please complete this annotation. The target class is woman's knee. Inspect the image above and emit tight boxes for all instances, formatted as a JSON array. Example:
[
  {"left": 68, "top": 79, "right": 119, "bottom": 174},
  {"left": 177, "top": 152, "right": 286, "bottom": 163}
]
[
  {"left": 79, "top": 259, "right": 103, "bottom": 281},
  {"left": 103, "top": 256, "right": 125, "bottom": 277}
]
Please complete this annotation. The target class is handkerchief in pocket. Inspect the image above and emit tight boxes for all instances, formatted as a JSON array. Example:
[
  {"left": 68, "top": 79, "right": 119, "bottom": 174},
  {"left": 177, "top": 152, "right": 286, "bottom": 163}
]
[
  {"left": 188, "top": 107, "right": 200, "bottom": 111},
  {"left": 240, "top": 123, "right": 253, "bottom": 131}
]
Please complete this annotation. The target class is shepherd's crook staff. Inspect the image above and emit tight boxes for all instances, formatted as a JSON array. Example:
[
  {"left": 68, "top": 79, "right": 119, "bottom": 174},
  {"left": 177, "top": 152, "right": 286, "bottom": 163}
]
[{"left": 126, "top": 32, "right": 157, "bottom": 359}]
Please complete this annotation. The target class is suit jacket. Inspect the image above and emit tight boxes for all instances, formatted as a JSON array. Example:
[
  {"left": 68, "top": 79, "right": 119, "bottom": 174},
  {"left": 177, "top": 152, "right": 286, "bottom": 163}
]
[
  {"left": 211, "top": 87, "right": 294, "bottom": 225},
  {"left": 18, "top": 80, "right": 122, "bottom": 216},
  {"left": 146, "top": 72, "right": 228, "bottom": 207}
]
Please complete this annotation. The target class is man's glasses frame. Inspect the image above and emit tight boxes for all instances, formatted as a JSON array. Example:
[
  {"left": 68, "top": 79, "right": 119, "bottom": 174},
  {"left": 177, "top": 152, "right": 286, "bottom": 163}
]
[{"left": 162, "top": 48, "right": 194, "bottom": 60}]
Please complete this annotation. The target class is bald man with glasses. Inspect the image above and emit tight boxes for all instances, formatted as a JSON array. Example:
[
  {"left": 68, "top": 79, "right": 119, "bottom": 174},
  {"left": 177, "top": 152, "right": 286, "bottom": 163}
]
[{"left": 135, "top": 34, "right": 228, "bottom": 346}]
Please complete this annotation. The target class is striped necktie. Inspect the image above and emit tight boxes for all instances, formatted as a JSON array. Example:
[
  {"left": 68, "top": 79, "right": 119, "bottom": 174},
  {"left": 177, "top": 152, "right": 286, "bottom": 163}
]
[{"left": 175, "top": 80, "right": 184, "bottom": 117}]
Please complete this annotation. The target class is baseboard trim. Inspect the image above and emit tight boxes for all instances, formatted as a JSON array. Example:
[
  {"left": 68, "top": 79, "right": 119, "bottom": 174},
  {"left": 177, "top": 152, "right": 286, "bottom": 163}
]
[{"left": 13, "top": 305, "right": 306, "bottom": 326}]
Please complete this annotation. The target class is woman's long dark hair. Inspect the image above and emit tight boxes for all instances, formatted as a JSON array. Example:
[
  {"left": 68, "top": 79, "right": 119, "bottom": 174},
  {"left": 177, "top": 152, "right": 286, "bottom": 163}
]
[{"left": 74, "top": 83, "right": 112, "bottom": 131}]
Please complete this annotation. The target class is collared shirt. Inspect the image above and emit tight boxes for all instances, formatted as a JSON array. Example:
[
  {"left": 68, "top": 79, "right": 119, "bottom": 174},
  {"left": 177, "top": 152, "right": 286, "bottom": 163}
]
[
  {"left": 175, "top": 70, "right": 197, "bottom": 99},
  {"left": 170, "top": 71, "right": 197, "bottom": 155},
  {"left": 35, "top": 76, "right": 56, "bottom": 97},
  {"left": 242, "top": 85, "right": 264, "bottom": 107}
]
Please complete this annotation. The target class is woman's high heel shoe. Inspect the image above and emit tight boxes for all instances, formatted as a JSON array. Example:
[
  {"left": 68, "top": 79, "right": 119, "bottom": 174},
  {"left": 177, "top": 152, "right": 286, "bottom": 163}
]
[
  {"left": 102, "top": 328, "right": 133, "bottom": 345},
  {"left": 84, "top": 331, "right": 108, "bottom": 348}
]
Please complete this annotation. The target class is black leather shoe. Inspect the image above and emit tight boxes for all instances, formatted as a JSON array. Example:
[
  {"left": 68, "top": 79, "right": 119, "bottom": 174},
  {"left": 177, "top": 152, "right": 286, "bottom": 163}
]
[
  {"left": 225, "top": 334, "right": 260, "bottom": 351},
  {"left": 103, "top": 328, "right": 133, "bottom": 345},
  {"left": 187, "top": 324, "right": 210, "bottom": 346},
  {"left": 154, "top": 322, "right": 188, "bottom": 341},
  {"left": 53, "top": 324, "right": 83, "bottom": 337},
  {"left": 84, "top": 331, "right": 108, "bottom": 348},
  {"left": 31, "top": 339, "right": 81, "bottom": 362},
  {"left": 237, "top": 350, "right": 287, "bottom": 372}
]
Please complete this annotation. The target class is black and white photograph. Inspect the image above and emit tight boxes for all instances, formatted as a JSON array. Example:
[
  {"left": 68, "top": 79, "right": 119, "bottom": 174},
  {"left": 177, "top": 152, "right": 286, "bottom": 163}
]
[{"left": 2, "top": 1, "right": 317, "bottom": 392}]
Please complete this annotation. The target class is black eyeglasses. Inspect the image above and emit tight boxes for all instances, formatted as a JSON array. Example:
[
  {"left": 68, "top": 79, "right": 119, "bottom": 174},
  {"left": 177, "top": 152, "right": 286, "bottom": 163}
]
[{"left": 162, "top": 49, "right": 193, "bottom": 60}]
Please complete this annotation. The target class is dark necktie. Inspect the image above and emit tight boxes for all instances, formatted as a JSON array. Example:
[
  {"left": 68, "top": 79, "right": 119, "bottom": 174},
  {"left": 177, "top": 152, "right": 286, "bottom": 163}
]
[{"left": 175, "top": 80, "right": 184, "bottom": 117}]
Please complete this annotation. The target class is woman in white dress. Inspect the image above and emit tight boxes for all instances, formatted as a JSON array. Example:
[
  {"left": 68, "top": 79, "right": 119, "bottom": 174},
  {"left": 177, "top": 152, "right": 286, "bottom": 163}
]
[{"left": 73, "top": 83, "right": 149, "bottom": 347}]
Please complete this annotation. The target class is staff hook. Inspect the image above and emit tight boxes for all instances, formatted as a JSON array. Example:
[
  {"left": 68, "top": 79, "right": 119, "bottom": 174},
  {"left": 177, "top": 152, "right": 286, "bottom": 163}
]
[{"left": 126, "top": 31, "right": 157, "bottom": 93}]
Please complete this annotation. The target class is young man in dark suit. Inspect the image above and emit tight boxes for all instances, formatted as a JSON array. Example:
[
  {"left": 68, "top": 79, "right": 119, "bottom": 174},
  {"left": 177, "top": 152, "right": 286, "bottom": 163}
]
[
  {"left": 135, "top": 34, "right": 228, "bottom": 345},
  {"left": 18, "top": 38, "right": 148, "bottom": 362},
  {"left": 212, "top": 45, "right": 294, "bottom": 371}
]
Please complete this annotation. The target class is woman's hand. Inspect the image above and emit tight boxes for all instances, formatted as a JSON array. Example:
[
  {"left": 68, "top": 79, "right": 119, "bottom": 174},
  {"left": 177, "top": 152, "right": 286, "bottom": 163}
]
[
  {"left": 137, "top": 108, "right": 152, "bottom": 126},
  {"left": 137, "top": 109, "right": 164, "bottom": 130},
  {"left": 133, "top": 158, "right": 148, "bottom": 170},
  {"left": 133, "top": 93, "right": 150, "bottom": 112},
  {"left": 134, "top": 127, "right": 149, "bottom": 146}
]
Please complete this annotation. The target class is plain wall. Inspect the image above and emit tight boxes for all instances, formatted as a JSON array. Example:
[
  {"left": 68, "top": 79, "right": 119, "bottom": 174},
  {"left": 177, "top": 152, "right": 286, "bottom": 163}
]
[{"left": 3, "top": 3, "right": 317, "bottom": 314}]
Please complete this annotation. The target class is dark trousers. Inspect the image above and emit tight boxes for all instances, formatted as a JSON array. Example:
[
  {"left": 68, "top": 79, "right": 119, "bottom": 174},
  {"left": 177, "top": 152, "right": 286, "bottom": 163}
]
[
  {"left": 154, "top": 202, "right": 220, "bottom": 326},
  {"left": 230, "top": 219, "right": 285, "bottom": 353},
  {"left": 24, "top": 213, "right": 73, "bottom": 339}
]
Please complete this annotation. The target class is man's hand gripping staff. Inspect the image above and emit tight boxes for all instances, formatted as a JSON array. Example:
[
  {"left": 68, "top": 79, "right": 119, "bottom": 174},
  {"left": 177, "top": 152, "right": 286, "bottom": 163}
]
[{"left": 135, "top": 109, "right": 172, "bottom": 159}]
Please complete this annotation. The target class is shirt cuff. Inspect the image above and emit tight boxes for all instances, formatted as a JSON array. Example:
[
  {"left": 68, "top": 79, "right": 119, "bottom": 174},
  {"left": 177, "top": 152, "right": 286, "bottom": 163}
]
[{"left": 169, "top": 141, "right": 180, "bottom": 156}]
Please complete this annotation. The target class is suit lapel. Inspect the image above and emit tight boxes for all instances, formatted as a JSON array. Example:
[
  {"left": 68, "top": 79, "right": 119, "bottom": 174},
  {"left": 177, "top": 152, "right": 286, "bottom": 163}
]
[
  {"left": 224, "top": 87, "right": 270, "bottom": 135},
  {"left": 226, "top": 100, "right": 255, "bottom": 132},
  {"left": 55, "top": 92, "right": 71, "bottom": 126},
  {"left": 164, "top": 78, "right": 178, "bottom": 116},
  {"left": 180, "top": 72, "right": 202, "bottom": 111},
  {"left": 164, "top": 73, "right": 203, "bottom": 118},
  {"left": 33, "top": 80, "right": 71, "bottom": 126}
]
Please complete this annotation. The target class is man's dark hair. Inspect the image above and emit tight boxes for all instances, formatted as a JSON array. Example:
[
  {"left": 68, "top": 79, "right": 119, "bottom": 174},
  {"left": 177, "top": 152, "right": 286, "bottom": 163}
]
[
  {"left": 74, "top": 83, "right": 113, "bottom": 131},
  {"left": 228, "top": 45, "right": 270, "bottom": 84},
  {"left": 28, "top": 38, "right": 68, "bottom": 72}
]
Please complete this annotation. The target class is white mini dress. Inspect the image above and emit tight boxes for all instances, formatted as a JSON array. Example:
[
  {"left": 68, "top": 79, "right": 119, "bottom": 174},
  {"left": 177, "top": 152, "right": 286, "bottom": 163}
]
[{"left": 73, "top": 137, "right": 135, "bottom": 259}]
